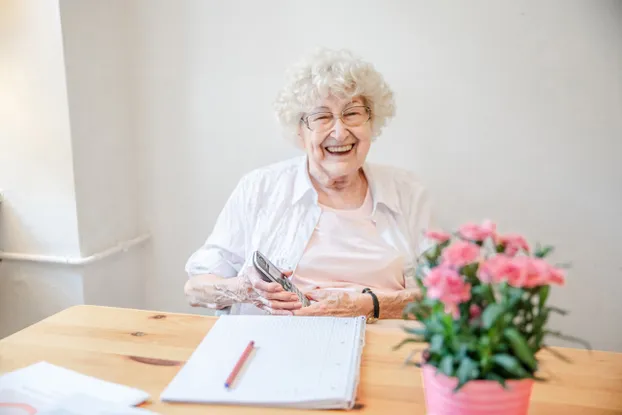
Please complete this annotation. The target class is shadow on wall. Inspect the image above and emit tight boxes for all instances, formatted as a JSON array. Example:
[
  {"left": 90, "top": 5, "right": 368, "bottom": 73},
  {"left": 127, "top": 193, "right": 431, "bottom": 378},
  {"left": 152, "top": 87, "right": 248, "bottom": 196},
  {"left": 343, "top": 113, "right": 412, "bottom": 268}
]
[{"left": 0, "top": 262, "right": 84, "bottom": 339}]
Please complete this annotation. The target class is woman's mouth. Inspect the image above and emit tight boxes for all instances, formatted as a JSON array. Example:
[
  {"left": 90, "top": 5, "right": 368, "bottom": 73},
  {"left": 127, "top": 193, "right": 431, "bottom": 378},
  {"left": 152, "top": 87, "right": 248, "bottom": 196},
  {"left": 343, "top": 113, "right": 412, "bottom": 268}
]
[{"left": 325, "top": 144, "right": 355, "bottom": 155}]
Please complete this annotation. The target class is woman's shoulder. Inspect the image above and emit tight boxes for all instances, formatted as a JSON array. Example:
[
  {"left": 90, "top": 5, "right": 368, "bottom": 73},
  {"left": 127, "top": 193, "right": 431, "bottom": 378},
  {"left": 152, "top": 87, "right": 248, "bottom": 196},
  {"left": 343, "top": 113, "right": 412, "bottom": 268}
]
[
  {"left": 366, "top": 162, "right": 433, "bottom": 231},
  {"left": 247, "top": 156, "right": 303, "bottom": 176},
  {"left": 365, "top": 161, "right": 427, "bottom": 194},
  {"left": 239, "top": 156, "right": 303, "bottom": 186}
]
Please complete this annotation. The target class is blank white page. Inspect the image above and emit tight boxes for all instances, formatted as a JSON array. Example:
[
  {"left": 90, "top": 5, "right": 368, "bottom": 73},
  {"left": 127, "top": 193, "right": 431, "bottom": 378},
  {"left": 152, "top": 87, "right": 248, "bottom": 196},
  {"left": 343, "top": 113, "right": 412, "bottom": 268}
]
[
  {"left": 0, "top": 361, "right": 150, "bottom": 407},
  {"left": 160, "top": 315, "right": 366, "bottom": 409}
]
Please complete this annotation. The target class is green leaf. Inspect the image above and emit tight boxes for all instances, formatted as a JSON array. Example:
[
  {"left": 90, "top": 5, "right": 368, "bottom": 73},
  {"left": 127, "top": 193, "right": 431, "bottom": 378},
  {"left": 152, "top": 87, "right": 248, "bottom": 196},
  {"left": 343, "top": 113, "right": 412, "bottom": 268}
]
[
  {"left": 478, "top": 336, "right": 492, "bottom": 372},
  {"left": 481, "top": 355, "right": 492, "bottom": 373},
  {"left": 415, "top": 276, "right": 425, "bottom": 293},
  {"left": 479, "top": 336, "right": 491, "bottom": 351},
  {"left": 496, "top": 343, "right": 510, "bottom": 353},
  {"left": 455, "top": 357, "right": 480, "bottom": 391},
  {"left": 507, "top": 287, "right": 525, "bottom": 309},
  {"left": 401, "top": 349, "right": 421, "bottom": 367},
  {"left": 542, "top": 345, "right": 573, "bottom": 363},
  {"left": 456, "top": 344, "right": 467, "bottom": 359},
  {"left": 538, "top": 285, "right": 550, "bottom": 309},
  {"left": 439, "top": 355, "right": 455, "bottom": 377},
  {"left": 424, "top": 246, "right": 441, "bottom": 267},
  {"left": 482, "top": 303, "right": 505, "bottom": 330},
  {"left": 545, "top": 330, "right": 592, "bottom": 351},
  {"left": 532, "top": 308, "right": 550, "bottom": 334},
  {"left": 403, "top": 302, "right": 430, "bottom": 321},
  {"left": 484, "top": 372, "right": 508, "bottom": 389},
  {"left": 461, "top": 263, "right": 479, "bottom": 279},
  {"left": 492, "top": 354, "right": 530, "bottom": 378},
  {"left": 402, "top": 326, "right": 427, "bottom": 338},
  {"left": 426, "top": 316, "right": 445, "bottom": 334},
  {"left": 429, "top": 334, "right": 444, "bottom": 354},
  {"left": 534, "top": 244, "right": 554, "bottom": 258},
  {"left": 440, "top": 313, "right": 453, "bottom": 333},
  {"left": 472, "top": 284, "right": 495, "bottom": 304},
  {"left": 471, "top": 285, "right": 487, "bottom": 297},
  {"left": 532, "top": 331, "right": 545, "bottom": 352},
  {"left": 504, "top": 328, "right": 538, "bottom": 371},
  {"left": 547, "top": 306, "right": 568, "bottom": 316},
  {"left": 392, "top": 338, "right": 424, "bottom": 351}
]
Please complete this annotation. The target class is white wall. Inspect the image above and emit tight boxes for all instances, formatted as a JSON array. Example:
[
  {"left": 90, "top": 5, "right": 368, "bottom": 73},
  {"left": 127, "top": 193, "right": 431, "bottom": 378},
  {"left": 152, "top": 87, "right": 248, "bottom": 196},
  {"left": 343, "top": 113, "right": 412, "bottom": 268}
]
[
  {"left": 0, "top": 0, "right": 84, "bottom": 337},
  {"left": 1, "top": 0, "right": 619, "bottom": 351},
  {"left": 58, "top": 0, "right": 146, "bottom": 309},
  {"left": 135, "top": 0, "right": 622, "bottom": 351},
  {"left": 0, "top": 0, "right": 146, "bottom": 338}
]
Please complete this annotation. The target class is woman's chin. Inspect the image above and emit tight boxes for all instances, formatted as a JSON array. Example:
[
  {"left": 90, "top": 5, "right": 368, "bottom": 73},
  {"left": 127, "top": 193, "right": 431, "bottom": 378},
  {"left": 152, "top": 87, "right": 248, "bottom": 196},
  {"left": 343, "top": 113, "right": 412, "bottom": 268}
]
[{"left": 320, "top": 160, "right": 361, "bottom": 178}]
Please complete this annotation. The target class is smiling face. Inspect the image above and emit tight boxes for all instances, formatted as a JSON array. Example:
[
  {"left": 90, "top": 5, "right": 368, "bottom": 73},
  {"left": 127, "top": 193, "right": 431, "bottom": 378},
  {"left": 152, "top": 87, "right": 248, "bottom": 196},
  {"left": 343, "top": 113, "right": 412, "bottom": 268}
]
[{"left": 298, "top": 95, "right": 373, "bottom": 181}]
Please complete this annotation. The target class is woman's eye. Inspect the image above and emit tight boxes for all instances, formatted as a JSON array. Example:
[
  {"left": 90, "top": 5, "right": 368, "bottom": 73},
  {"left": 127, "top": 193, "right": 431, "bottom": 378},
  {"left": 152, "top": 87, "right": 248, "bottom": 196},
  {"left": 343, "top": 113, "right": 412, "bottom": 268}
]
[{"left": 313, "top": 115, "right": 332, "bottom": 121}]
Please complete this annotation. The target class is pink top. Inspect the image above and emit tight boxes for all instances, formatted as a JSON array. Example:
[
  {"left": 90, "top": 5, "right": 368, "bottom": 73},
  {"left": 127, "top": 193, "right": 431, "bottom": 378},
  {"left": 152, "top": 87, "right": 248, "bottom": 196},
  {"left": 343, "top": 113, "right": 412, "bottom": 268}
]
[{"left": 291, "top": 190, "right": 406, "bottom": 294}]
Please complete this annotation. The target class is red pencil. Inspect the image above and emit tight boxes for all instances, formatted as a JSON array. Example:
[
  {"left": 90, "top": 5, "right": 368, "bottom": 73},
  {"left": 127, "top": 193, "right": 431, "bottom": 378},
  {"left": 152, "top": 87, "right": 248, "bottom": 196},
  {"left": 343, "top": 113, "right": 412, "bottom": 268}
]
[{"left": 224, "top": 340, "right": 255, "bottom": 389}]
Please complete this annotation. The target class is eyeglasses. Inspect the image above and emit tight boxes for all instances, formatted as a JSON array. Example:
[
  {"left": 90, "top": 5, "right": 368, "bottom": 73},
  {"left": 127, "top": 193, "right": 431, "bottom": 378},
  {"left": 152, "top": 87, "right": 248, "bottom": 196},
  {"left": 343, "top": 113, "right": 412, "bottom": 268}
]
[{"left": 301, "top": 105, "right": 371, "bottom": 132}]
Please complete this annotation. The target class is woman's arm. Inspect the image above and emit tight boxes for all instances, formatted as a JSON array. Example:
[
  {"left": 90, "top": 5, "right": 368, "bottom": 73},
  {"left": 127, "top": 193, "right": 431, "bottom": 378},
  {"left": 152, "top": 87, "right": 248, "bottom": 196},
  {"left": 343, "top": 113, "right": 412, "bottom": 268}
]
[
  {"left": 184, "top": 274, "right": 249, "bottom": 309},
  {"left": 185, "top": 269, "right": 303, "bottom": 314},
  {"left": 371, "top": 289, "right": 421, "bottom": 319},
  {"left": 293, "top": 288, "right": 420, "bottom": 319}
]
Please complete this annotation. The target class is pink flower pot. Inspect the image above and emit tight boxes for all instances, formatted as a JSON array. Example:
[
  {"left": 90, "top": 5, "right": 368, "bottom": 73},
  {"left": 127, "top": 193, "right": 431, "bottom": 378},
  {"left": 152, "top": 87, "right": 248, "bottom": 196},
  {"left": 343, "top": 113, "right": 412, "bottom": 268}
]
[{"left": 422, "top": 365, "right": 534, "bottom": 415}]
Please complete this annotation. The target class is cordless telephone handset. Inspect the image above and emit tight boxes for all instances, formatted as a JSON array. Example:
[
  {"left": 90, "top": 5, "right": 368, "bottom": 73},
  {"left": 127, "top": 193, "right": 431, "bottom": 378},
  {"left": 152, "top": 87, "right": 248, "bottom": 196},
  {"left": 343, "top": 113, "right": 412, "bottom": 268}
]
[{"left": 252, "top": 251, "right": 310, "bottom": 307}]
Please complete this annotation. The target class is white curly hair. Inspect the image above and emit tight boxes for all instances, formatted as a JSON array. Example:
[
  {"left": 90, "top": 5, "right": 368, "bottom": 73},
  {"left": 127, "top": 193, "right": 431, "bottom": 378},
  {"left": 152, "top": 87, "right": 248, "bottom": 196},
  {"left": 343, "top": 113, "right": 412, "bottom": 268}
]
[{"left": 274, "top": 48, "right": 396, "bottom": 143}]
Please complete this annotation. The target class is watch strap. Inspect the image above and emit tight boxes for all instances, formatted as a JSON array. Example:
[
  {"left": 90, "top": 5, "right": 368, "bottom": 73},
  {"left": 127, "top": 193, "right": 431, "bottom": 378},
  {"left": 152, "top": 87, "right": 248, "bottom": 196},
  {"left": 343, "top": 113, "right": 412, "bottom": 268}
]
[{"left": 362, "top": 288, "right": 379, "bottom": 319}]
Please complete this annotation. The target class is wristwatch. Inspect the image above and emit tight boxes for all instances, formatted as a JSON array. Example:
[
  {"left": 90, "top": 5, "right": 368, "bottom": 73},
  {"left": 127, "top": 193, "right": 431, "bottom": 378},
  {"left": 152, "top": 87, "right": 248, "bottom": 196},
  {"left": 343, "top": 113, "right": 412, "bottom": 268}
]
[{"left": 362, "top": 288, "right": 379, "bottom": 323}]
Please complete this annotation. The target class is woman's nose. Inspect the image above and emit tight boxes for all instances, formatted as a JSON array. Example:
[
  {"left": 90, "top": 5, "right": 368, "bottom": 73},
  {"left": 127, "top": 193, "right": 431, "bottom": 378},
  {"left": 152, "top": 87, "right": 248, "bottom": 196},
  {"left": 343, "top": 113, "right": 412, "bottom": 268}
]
[{"left": 331, "top": 118, "right": 349, "bottom": 141}]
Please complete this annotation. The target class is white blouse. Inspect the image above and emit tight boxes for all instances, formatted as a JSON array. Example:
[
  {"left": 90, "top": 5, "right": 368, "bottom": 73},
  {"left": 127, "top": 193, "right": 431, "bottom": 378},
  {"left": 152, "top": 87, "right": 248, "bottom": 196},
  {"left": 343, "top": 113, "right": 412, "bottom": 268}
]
[{"left": 185, "top": 155, "right": 435, "bottom": 314}]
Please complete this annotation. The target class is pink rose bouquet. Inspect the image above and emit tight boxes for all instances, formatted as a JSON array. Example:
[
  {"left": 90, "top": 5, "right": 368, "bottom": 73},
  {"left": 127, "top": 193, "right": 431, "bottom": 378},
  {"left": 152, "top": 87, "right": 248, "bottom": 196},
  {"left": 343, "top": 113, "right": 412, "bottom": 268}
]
[{"left": 397, "top": 220, "right": 589, "bottom": 391}]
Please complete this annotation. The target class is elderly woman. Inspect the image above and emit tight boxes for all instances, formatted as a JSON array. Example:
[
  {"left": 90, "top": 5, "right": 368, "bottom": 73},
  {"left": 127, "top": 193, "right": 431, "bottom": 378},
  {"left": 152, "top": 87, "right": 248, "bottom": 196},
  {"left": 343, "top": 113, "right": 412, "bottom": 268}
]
[{"left": 184, "top": 48, "right": 434, "bottom": 322}]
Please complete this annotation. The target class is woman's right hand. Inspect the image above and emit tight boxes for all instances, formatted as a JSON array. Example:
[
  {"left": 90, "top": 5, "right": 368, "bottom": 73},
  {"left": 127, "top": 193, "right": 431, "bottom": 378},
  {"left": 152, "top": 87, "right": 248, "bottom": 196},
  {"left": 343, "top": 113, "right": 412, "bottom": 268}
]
[{"left": 239, "top": 267, "right": 303, "bottom": 315}]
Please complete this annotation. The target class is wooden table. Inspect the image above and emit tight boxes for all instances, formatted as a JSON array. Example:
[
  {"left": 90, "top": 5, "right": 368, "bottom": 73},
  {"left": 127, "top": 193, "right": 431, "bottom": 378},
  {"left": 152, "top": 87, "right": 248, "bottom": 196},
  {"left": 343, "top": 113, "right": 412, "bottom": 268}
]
[{"left": 0, "top": 305, "right": 620, "bottom": 414}]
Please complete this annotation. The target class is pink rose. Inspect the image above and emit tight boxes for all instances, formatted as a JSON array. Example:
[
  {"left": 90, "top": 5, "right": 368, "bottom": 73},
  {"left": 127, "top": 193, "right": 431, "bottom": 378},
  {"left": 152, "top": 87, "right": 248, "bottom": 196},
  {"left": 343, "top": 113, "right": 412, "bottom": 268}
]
[
  {"left": 477, "top": 254, "right": 520, "bottom": 284},
  {"left": 425, "top": 230, "right": 452, "bottom": 244},
  {"left": 469, "top": 304, "right": 482, "bottom": 319},
  {"left": 459, "top": 219, "right": 496, "bottom": 242},
  {"left": 506, "top": 257, "right": 566, "bottom": 288},
  {"left": 496, "top": 233, "right": 530, "bottom": 256},
  {"left": 529, "top": 258, "right": 565, "bottom": 287},
  {"left": 441, "top": 241, "right": 480, "bottom": 268},
  {"left": 478, "top": 255, "right": 565, "bottom": 287},
  {"left": 423, "top": 266, "right": 471, "bottom": 318},
  {"left": 548, "top": 266, "right": 566, "bottom": 286}
]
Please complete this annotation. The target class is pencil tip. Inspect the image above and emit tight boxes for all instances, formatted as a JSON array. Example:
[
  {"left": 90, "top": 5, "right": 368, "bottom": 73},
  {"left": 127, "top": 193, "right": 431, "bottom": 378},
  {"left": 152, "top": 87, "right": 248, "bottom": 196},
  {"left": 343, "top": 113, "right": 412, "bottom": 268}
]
[{"left": 224, "top": 383, "right": 229, "bottom": 388}]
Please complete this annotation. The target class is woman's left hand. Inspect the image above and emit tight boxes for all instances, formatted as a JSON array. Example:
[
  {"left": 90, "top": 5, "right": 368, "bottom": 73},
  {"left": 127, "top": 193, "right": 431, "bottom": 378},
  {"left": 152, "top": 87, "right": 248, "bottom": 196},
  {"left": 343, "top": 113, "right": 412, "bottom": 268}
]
[{"left": 292, "top": 290, "right": 372, "bottom": 317}]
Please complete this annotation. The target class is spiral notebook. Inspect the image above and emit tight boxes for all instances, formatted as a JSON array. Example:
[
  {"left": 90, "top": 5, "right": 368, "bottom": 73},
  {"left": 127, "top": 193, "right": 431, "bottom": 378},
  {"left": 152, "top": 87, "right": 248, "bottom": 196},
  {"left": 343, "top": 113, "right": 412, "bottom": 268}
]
[{"left": 160, "top": 315, "right": 366, "bottom": 409}]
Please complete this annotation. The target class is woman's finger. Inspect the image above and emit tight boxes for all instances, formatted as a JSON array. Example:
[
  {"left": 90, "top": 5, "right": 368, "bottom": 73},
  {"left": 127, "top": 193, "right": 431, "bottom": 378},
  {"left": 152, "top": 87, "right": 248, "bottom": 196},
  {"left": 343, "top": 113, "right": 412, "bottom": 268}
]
[
  {"left": 253, "top": 301, "right": 295, "bottom": 316},
  {"left": 252, "top": 279, "right": 283, "bottom": 293},
  {"left": 256, "top": 296, "right": 302, "bottom": 310},
  {"left": 271, "top": 301, "right": 302, "bottom": 310},
  {"left": 265, "top": 308, "right": 294, "bottom": 316},
  {"left": 258, "top": 289, "right": 299, "bottom": 302}
]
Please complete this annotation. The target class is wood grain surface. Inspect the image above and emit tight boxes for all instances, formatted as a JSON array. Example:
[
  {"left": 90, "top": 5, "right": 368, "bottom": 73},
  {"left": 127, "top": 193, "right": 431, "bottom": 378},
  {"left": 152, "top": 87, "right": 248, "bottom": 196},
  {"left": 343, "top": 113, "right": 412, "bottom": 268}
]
[{"left": 0, "top": 305, "right": 620, "bottom": 414}]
